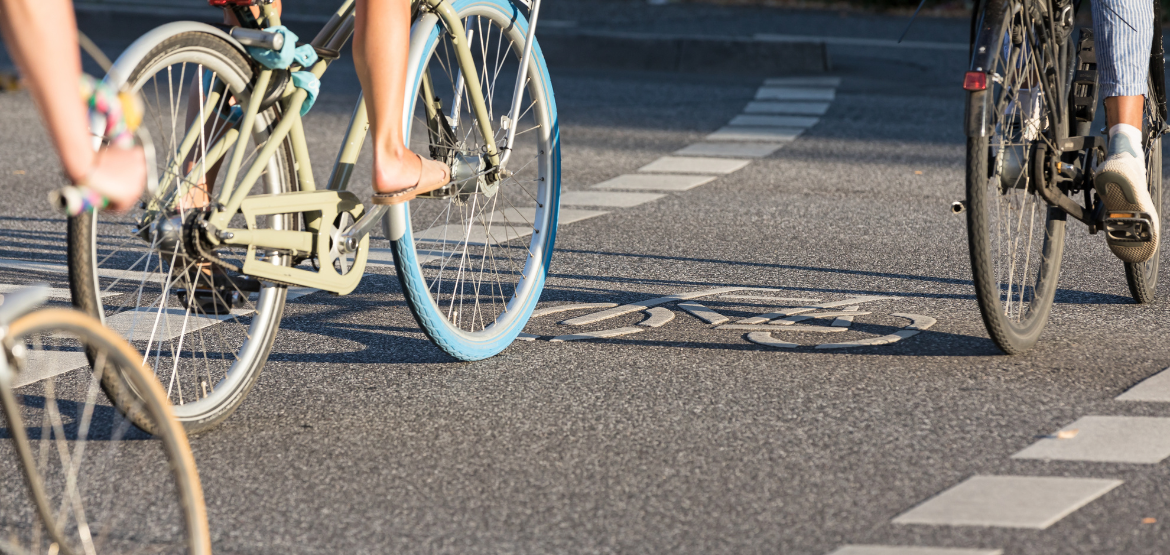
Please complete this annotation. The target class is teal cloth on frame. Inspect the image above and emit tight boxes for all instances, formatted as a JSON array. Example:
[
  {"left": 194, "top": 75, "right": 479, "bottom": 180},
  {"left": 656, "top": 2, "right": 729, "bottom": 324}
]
[
  {"left": 246, "top": 26, "right": 319, "bottom": 70},
  {"left": 291, "top": 71, "right": 319, "bottom": 116}
]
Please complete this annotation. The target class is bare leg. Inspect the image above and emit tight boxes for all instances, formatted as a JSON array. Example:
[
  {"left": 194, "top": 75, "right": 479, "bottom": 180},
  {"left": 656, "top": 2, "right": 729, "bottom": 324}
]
[
  {"left": 0, "top": 0, "right": 144, "bottom": 210},
  {"left": 354, "top": 0, "right": 448, "bottom": 196},
  {"left": 180, "top": 1, "right": 286, "bottom": 208},
  {"left": 1105, "top": 95, "right": 1144, "bottom": 130}
]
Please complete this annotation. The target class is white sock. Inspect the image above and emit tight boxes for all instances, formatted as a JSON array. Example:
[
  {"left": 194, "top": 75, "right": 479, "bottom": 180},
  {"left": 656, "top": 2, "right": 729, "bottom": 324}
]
[{"left": 1108, "top": 123, "right": 1144, "bottom": 165}]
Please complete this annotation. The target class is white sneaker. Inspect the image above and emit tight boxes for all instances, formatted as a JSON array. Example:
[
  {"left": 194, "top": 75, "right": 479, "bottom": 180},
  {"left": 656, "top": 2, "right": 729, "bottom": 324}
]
[{"left": 1095, "top": 124, "right": 1160, "bottom": 263}]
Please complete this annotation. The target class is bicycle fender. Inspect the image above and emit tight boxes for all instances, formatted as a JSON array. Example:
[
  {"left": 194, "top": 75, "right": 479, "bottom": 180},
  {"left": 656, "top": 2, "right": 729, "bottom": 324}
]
[
  {"left": 966, "top": 0, "right": 1008, "bottom": 137},
  {"left": 104, "top": 22, "right": 248, "bottom": 90}
]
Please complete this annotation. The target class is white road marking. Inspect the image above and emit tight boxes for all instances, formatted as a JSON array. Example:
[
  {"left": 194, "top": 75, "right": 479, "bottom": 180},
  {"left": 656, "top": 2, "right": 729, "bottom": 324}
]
[
  {"left": 816, "top": 313, "right": 935, "bottom": 349},
  {"left": 745, "top": 332, "right": 797, "bottom": 349},
  {"left": 706, "top": 126, "right": 803, "bottom": 142},
  {"left": 637, "top": 156, "right": 751, "bottom": 175},
  {"left": 106, "top": 306, "right": 247, "bottom": 343},
  {"left": 591, "top": 174, "right": 717, "bottom": 192},
  {"left": 414, "top": 207, "right": 608, "bottom": 245},
  {"left": 0, "top": 258, "right": 68, "bottom": 274},
  {"left": 13, "top": 351, "right": 90, "bottom": 388},
  {"left": 1011, "top": 416, "right": 1170, "bottom": 464},
  {"left": 730, "top": 114, "right": 819, "bottom": 128},
  {"left": 720, "top": 295, "right": 822, "bottom": 303},
  {"left": 754, "top": 87, "right": 835, "bottom": 101},
  {"left": 674, "top": 142, "right": 784, "bottom": 158},
  {"left": 560, "top": 191, "right": 666, "bottom": 208},
  {"left": 832, "top": 306, "right": 861, "bottom": 327},
  {"left": 763, "top": 77, "right": 843, "bottom": 87},
  {"left": 0, "top": 283, "right": 112, "bottom": 300},
  {"left": 530, "top": 302, "right": 618, "bottom": 318},
  {"left": 773, "top": 311, "right": 869, "bottom": 324},
  {"left": 738, "top": 295, "right": 893, "bottom": 324},
  {"left": 744, "top": 101, "right": 831, "bottom": 116},
  {"left": 638, "top": 307, "right": 674, "bottom": 328},
  {"left": 1116, "top": 366, "right": 1170, "bottom": 402},
  {"left": 891, "top": 475, "right": 1122, "bottom": 529},
  {"left": 515, "top": 332, "right": 540, "bottom": 341},
  {"left": 827, "top": 546, "right": 1002, "bottom": 555},
  {"left": 676, "top": 301, "right": 729, "bottom": 325},
  {"left": 549, "top": 326, "right": 644, "bottom": 342},
  {"left": 562, "top": 287, "right": 743, "bottom": 325},
  {"left": 718, "top": 324, "right": 847, "bottom": 332}
]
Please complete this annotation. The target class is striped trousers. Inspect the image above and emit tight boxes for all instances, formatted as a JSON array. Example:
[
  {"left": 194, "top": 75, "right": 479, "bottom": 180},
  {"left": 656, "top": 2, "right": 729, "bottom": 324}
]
[{"left": 1092, "top": 0, "right": 1154, "bottom": 98}]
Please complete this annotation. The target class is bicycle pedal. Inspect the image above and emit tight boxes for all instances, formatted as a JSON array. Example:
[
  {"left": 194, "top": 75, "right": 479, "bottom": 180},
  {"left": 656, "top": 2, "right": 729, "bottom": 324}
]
[
  {"left": 175, "top": 287, "right": 241, "bottom": 315},
  {"left": 1102, "top": 211, "right": 1155, "bottom": 243}
]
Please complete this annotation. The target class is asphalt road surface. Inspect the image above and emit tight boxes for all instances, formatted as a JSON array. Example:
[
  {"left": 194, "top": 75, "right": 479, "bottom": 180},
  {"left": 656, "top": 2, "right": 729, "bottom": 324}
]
[{"left": 3, "top": 4, "right": 1170, "bottom": 554}]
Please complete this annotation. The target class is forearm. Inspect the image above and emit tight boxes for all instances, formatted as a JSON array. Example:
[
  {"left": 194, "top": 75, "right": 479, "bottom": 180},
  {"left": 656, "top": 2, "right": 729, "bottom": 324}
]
[{"left": 0, "top": 0, "right": 93, "bottom": 183}]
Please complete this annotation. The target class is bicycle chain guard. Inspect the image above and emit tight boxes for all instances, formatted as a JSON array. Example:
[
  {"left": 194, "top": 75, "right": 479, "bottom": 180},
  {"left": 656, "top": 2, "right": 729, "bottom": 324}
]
[{"left": 198, "top": 190, "right": 369, "bottom": 294}]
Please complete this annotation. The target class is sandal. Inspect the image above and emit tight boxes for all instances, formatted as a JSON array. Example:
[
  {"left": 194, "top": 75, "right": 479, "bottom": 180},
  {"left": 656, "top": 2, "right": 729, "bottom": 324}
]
[{"left": 370, "top": 152, "right": 451, "bottom": 205}]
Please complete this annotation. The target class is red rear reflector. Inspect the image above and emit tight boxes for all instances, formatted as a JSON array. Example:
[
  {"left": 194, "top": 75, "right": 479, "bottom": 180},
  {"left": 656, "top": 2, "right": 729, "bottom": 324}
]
[{"left": 963, "top": 72, "right": 987, "bottom": 91}]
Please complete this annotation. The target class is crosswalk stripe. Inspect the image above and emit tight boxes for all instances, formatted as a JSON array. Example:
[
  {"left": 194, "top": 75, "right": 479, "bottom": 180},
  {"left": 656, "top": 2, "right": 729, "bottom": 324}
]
[
  {"left": 892, "top": 475, "right": 1122, "bottom": 529},
  {"left": 1011, "top": 415, "right": 1170, "bottom": 464}
]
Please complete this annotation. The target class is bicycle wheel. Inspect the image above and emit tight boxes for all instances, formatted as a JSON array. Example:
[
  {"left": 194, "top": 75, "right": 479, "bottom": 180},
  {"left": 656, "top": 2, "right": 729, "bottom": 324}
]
[
  {"left": 67, "top": 31, "right": 295, "bottom": 434},
  {"left": 966, "top": 0, "right": 1069, "bottom": 354},
  {"left": 1124, "top": 74, "right": 1165, "bottom": 302},
  {"left": 0, "top": 308, "right": 209, "bottom": 555},
  {"left": 388, "top": 0, "right": 561, "bottom": 361}
]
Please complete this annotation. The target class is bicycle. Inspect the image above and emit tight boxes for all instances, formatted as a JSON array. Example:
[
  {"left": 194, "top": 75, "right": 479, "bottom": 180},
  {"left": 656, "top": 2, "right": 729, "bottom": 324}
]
[
  {"left": 65, "top": 0, "right": 559, "bottom": 433},
  {"left": 961, "top": 0, "right": 1165, "bottom": 354},
  {"left": 0, "top": 285, "right": 211, "bottom": 555}
]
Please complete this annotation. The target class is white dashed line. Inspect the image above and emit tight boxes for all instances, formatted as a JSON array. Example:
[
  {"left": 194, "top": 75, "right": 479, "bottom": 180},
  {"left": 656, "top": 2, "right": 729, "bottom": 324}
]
[
  {"left": 637, "top": 156, "right": 751, "bottom": 175},
  {"left": 1011, "top": 416, "right": 1170, "bottom": 464},
  {"left": 559, "top": 191, "right": 666, "bottom": 208},
  {"left": 674, "top": 142, "right": 785, "bottom": 158},
  {"left": 591, "top": 174, "right": 717, "bottom": 192},
  {"left": 719, "top": 295, "right": 822, "bottom": 302},
  {"left": 706, "top": 126, "right": 803, "bottom": 142},
  {"left": 414, "top": 207, "right": 608, "bottom": 245},
  {"left": 1116, "top": 366, "right": 1170, "bottom": 402},
  {"left": 744, "top": 101, "right": 832, "bottom": 115},
  {"left": 892, "top": 475, "right": 1123, "bottom": 529},
  {"left": 754, "top": 86, "right": 835, "bottom": 101},
  {"left": 763, "top": 76, "right": 843, "bottom": 87},
  {"left": 729, "top": 114, "right": 820, "bottom": 128}
]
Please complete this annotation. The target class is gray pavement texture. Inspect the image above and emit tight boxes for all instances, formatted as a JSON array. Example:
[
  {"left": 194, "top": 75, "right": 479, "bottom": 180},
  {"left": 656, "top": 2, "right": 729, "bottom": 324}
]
[{"left": 3, "top": 3, "right": 1170, "bottom": 554}]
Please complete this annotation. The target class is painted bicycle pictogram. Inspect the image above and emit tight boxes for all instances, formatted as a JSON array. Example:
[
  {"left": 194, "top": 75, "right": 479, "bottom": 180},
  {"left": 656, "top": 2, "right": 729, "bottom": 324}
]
[{"left": 518, "top": 287, "right": 936, "bottom": 349}]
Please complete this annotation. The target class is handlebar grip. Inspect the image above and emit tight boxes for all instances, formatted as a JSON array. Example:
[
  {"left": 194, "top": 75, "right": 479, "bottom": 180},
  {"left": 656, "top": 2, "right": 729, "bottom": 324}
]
[
  {"left": 229, "top": 27, "right": 285, "bottom": 51},
  {"left": 49, "top": 186, "right": 108, "bottom": 216}
]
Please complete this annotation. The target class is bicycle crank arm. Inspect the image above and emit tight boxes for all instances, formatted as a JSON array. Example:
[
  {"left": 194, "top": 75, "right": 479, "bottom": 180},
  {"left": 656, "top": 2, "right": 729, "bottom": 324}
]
[
  {"left": 337, "top": 204, "right": 389, "bottom": 255},
  {"left": 1033, "top": 146, "right": 1092, "bottom": 225}
]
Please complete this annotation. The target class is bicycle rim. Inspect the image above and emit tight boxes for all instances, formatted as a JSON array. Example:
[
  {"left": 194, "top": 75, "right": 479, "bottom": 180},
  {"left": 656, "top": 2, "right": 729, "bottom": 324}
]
[
  {"left": 966, "top": 1, "right": 1067, "bottom": 353},
  {"left": 389, "top": 0, "right": 560, "bottom": 361},
  {"left": 0, "top": 309, "right": 209, "bottom": 555},
  {"left": 1124, "top": 77, "right": 1163, "bottom": 302},
  {"left": 68, "top": 33, "right": 292, "bottom": 432}
]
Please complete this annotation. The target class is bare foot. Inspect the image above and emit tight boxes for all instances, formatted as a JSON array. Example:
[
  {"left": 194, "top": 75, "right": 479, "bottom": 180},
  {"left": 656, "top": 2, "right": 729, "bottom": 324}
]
[
  {"left": 371, "top": 146, "right": 450, "bottom": 203},
  {"left": 86, "top": 146, "right": 147, "bottom": 212}
]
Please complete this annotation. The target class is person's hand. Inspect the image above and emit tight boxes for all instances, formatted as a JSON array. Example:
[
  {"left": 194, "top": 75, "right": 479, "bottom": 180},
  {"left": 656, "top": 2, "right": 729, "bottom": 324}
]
[{"left": 84, "top": 145, "right": 147, "bottom": 212}]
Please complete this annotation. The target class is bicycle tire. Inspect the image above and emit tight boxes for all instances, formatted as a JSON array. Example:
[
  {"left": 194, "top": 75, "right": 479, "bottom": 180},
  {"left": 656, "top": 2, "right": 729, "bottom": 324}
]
[
  {"left": 965, "top": 0, "right": 1069, "bottom": 354},
  {"left": 388, "top": 0, "right": 561, "bottom": 361},
  {"left": 67, "top": 31, "right": 295, "bottom": 434},
  {"left": 1123, "top": 59, "right": 1166, "bottom": 301},
  {"left": 1, "top": 308, "right": 210, "bottom": 555}
]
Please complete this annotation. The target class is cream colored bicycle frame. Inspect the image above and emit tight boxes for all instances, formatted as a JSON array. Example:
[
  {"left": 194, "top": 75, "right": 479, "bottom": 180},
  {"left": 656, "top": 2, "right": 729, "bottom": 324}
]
[{"left": 160, "top": 0, "right": 531, "bottom": 293}]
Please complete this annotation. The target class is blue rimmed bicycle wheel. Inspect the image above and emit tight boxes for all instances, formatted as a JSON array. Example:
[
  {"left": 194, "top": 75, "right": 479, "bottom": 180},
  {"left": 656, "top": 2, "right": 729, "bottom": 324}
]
[{"left": 387, "top": 0, "right": 560, "bottom": 361}]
